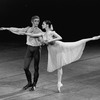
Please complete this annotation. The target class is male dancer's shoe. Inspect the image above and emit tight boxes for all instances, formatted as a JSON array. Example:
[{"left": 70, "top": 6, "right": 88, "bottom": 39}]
[
  {"left": 29, "top": 73, "right": 39, "bottom": 91},
  {"left": 29, "top": 86, "right": 36, "bottom": 91},
  {"left": 29, "top": 83, "right": 36, "bottom": 91},
  {"left": 23, "top": 69, "right": 32, "bottom": 90},
  {"left": 23, "top": 83, "right": 33, "bottom": 90}
]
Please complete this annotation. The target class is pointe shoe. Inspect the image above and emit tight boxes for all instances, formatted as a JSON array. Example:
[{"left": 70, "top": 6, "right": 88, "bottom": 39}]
[{"left": 57, "top": 82, "right": 63, "bottom": 93}]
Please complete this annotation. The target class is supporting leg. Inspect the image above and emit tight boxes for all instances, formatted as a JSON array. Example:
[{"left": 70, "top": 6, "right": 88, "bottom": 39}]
[
  {"left": 29, "top": 47, "right": 40, "bottom": 91},
  {"left": 23, "top": 46, "right": 33, "bottom": 90},
  {"left": 57, "top": 67, "right": 63, "bottom": 92}
]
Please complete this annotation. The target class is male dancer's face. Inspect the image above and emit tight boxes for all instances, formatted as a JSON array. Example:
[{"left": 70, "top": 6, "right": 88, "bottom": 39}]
[{"left": 32, "top": 18, "right": 40, "bottom": 27}]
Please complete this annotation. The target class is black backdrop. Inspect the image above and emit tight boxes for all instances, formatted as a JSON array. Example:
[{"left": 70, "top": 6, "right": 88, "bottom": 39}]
[{"left": 0, "top": 0, "right": 100, "bottom": 43}]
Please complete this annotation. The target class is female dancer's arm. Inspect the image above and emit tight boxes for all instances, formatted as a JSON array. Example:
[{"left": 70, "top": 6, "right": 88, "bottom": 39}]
[{"left": 48, "top": 31, "right": 62, "bottom": 43}]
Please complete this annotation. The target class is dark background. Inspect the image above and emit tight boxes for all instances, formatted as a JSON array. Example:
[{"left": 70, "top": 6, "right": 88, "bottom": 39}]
[{"left": 0, "top": 0, "right": 100, "bottom": 44}]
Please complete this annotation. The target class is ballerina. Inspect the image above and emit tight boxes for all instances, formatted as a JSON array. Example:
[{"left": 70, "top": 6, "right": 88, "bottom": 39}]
[{"left": 41, "top": 20, "right": 100, "bottom": 92}]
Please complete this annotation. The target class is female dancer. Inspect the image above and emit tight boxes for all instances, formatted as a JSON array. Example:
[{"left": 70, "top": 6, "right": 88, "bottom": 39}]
[{"left": 41, "top": 20, "right": 100, "bottom": 92}]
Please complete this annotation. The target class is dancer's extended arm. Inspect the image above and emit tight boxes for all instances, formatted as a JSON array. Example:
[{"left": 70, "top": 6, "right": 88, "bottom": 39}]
[
  {"left": 24, "top": 32, "right": 44, "bottom": 37},
  {"left": 0, "top": 27, "right": 29, "bottom": 35}
]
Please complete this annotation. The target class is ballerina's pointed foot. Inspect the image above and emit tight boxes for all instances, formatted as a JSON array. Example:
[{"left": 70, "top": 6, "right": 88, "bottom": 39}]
[
  {"left": 92, "top": 36, "right": 100, "bottom": 40},
  {"left": 57, "top": 82, "right": 63, "bottom": 93}
]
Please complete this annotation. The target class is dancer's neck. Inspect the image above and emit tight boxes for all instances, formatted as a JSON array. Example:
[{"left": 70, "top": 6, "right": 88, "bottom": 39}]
[{"left": 46, "top": 28, "right": 52, "bottom": 33}]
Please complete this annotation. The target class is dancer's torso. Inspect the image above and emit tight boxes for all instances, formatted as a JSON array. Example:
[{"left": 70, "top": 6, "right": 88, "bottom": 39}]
[{"left": 26, "top": 27, "right": 43, "bottom": 46}]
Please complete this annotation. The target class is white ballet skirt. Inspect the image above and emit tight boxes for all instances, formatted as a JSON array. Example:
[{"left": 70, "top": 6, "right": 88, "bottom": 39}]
[{"left": 47, "top": 39, "right": 88, "bottom": 72}]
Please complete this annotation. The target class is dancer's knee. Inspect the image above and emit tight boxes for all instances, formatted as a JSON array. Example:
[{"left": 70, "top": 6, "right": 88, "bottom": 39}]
[
  {"left": 34, "top": 66, "right": 39, "bottom": 73},
  {"left": 24, "top": 67, "right": 29, "bottom": 71}
]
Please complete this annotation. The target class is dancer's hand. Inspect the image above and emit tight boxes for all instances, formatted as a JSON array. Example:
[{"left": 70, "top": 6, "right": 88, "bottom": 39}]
[
  {"left": 0, "top": 27, "right": 5, "bottom": 30},
  {"left": 92, "top": 36, "right": 100, "bottom": 40},
  {"left": 44, "top": 40, "right": 48, "bottom": 44},
  {"left": 48, "top": 41, "right": 55, "bottom": 45},
  {"left": 0, "top": 27, "right": 9, "bottom": 30},
  {"left": 96, "top": 35, "right": 100, "bottom": 39}
]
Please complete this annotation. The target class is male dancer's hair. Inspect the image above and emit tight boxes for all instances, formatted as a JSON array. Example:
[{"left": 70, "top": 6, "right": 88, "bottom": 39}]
[{"left": 31, "top": 15, "right": 40, "bottom": 22}]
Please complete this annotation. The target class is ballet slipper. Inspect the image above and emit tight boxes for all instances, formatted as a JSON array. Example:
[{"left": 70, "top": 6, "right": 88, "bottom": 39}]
[{"left": 57, "top": 82, "right": 63, "bottom": 93}]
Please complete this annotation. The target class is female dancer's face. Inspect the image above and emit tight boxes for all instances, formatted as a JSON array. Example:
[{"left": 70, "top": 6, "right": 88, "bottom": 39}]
[{"left": 42, "top": 22, "right": 47, "bottom": 29}]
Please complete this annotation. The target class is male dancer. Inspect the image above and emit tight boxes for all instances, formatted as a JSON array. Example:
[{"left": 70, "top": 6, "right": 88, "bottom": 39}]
[{"left": 0, "top": 16, "right": 44, "bottom": 91}]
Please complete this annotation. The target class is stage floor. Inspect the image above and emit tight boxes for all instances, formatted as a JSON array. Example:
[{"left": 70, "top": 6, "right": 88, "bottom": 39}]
[{"left": 0, "top": 42, "right": 100, "bottom": 100}]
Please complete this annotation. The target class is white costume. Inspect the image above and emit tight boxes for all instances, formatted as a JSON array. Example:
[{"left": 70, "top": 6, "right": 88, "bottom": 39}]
[{"left": 43, "top": 31, "right": 98, "bottom": 72}]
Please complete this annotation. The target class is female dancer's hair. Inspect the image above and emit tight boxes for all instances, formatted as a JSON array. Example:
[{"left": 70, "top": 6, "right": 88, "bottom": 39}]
[{"left": 44, "top": 20, "right": 53, "bottom": 30}]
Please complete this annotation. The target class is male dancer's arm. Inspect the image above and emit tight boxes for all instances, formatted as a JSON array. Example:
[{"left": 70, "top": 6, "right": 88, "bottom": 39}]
[
  {"left": 0, "top": 27, "right": 29, "bottom": 35},
  {"left": 24, "top": 27, "right": 44, "bottom": 37},
  {"left": 25, "top": 29, "right": 45, "bottom": 45},
  {"left": 0, "top": 26, "right": 43, "bottom": 38},
  {"left": 24, "top": 32, "right": 43, "bottom": 37}
]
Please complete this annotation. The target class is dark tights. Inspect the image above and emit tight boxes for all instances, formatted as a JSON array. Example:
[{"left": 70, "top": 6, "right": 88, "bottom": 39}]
[{"left": 24, "top": 45, "right": 41, "bottom": 86}]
